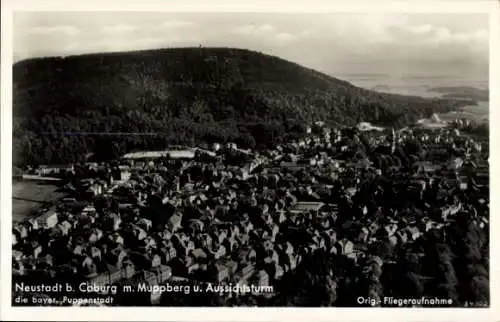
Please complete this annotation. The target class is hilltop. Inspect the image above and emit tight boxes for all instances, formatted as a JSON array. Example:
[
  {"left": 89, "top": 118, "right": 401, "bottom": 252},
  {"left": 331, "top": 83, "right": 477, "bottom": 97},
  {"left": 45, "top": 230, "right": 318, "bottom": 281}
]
[{"left": 13, "top": 47, "right": 470, "bottom": 166}]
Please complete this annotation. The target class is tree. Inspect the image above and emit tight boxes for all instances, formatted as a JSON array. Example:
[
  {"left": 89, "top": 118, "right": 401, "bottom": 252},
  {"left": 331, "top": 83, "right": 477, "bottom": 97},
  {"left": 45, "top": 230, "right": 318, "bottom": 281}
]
[
  {"left": 274, "top": 251, "right": 340, "bottom": 306},
  {"left": 468, "top": 275, "right": 489, "bottom": 305}
]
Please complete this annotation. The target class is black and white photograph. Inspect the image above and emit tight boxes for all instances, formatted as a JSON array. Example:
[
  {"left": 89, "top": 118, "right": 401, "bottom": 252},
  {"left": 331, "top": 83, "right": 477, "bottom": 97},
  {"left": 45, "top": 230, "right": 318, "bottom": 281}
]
[{"left": 1, "top": 0, "right": 498, "bottom": 321}]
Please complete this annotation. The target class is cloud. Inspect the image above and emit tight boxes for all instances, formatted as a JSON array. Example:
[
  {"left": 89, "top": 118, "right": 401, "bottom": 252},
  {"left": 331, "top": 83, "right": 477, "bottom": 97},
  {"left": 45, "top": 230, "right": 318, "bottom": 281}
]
[
  {"left": 327, "top": 14, "right": 410, "bottom": 44},
  {"left": 101, "top": 24, "right": 140, "bottom": 34},
  {"left": 14, "top": 13, "right": 488, "bottom": 72},
  {"left": 400, "top": 24, "right": 488, "bottom": 50},
  {"left": 230, "top": 23, "right": 304, "bottom": 46},
  {"left": 62, "top": 42, "right": 81, "bottom": 52},
  {"left": 275, "top": 32, "right": 295, "bottom": 44},
  {"left": 27, "top": 25, "right": 80, "bottom": 36},
  {"left": 327, "top": 15, "right": 488, "bottom": 58},
  {"left": 160, "top": 21, "right": 195, "bottom": 29},
  {"left": 432, "top": 28, "right": 487, "bottom": 44},
  {"left": 407, "top": 24, "right": 435, "bottom": 35},
  {"left": 100, "top": 21, "right": 194, "bottom": 37},
  {"left": 232, "top": 23, "right": 276, "bottom": 35},
  {"left": 89, "top": 35, "right": 203, "bottom": 55}
]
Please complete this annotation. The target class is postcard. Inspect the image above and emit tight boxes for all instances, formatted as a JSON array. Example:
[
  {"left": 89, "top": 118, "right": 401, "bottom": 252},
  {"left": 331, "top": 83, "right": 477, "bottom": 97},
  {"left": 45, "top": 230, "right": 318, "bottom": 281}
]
[{"left": 1, "top": 0, "right": 498, "bottom": 321}]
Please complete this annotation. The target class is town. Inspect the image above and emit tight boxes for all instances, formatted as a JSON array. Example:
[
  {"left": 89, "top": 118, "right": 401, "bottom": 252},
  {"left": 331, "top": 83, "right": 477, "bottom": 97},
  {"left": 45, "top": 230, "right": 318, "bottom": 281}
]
[{"left": 12, "top": 118, "right": 489, "bottom": 307}]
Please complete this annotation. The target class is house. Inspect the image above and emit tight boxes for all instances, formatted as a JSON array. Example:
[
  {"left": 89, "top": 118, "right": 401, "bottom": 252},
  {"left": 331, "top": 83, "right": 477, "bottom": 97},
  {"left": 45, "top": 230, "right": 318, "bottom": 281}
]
[
  {"left": 131, "top": 225, "right": 148, "bottom": 241},
  {"left": 89, "top": 246, "right": 102, "bottom": 261},
  {"left": 405, "top": 226, "right": 421, "bottom": 241},
  {"left": 36, "top": 209, "right": 58, "bottom": 229},
  {"left": 266, "top": 262, "right": 285, "bottom": 281},
  {"left": 210, "top": 261, "right": 230, "bottom": 283},
  {"left": 12, "top": 259, "right": 25, "bottom": 276},
  {"left": 239, "top": 221, "right": 254, "bottom": 235},
  {"left": 276, "top": 211, "right": 287, "bottom": 224},
  {"left": 190, "top": 248, "right": 208, "bottom": 261},
  {"left": 367, "top": 255, "right": 384, "bottom": 269},
  {"left": 262, "top": 239, "right": 274, "bottom": 251},
  {"left": 105, "top": 213, "right": 122, "bottom": 231},
  {"left": 14, "top": 223, "right": 30, "bottom": 239},
  {"left": 223, "top": 236, "right": 238, "bottom": 253},
  {"left": 149, "top": 253, "right": 163, "bottom": 268},
  {"left": 31, "top": 242, "right": 43, "bottom": 259},
  {"left": 109, "top": 247, "right": 128, "bottom": 269},
  {"left": 479, "top": 216, "right": 489, "bottom": 229},
  {"left": 37, "top": 165, "right": 72, "bottom": 176},
  {"left": 82, "top": 256, "right": 95, "bottom": 273},
  {"left": 458, "top": 176, "right": 468, "bottom": 190},
  {"left": 334, "top": 238, "right": 354, "bottom": 256},
  {"left": 152, "top": 264, "right": 172, "bottom": 283},
  {"left": 418, "top": 218, "right": 434, "bottom": 232},
  {"left": 322, "top": 229, "right": 337, "bottom": 246},
  {"left": 211, "top": 244, "right": 227, "bottom": 260},
  {"left": 283, "top": 253, "right": 300, "bottom": 271},
  {"left": 57, "top": 220, "right": 72, "bottom": 236},
  {"left": 213, "top": 230, "right": 228, "bottom": 245},
  {"left": 289, "top": 202, "right": 325, "bottom": 215},
  {"left": 312, "top": 234, "right": 326, "bottom": 250},
  {"left": 414, "top": 161, "right": 437, "bottom": 174},
  {"left": 88, "top": 183, "right": 103, "bottom": 196},
  {"left": 13, "top": 249, "right": 24, "bottom": 261},
  {"left": 238, "top": 248, "right": 257, "bottom": 264},
  {"left": 389, "top": 235, "right": 398, "bottom": 247},
  {"left": 384, "top": 223, "right": 398, "bottom": 238},
  {"left": 409, "top": 179, "right": 427, "bottom": 193},
  {"left": 234, "top": 263, "right": 255, "bottom": 285},
  {"left": 142, "top": 236, "right": 157, "bottom": 251},
  {"left": 356, "top": 227, "right": 370, "bottom": 243},
  {"left": 449, "top": 157, "right": 464, "bottom": 170},
  {"left": 216, "top": 261, "right": 237, "bottom": 280},
  {"left": 263, "top": 248, "right": 280, "bottom": 265},
  {"left": 196, "top": 233, "right": 213, "bottom": 249},
  {"left": 88, "top": 228, "right": 104, "bottom": 243},
  {"left": 395, "top": 230, "right": 409, "bottom": 244},
  {"left": 109, "top": 233, "right": 125, "bottom": 246},
  {"left": 142, "top": 270, "right": 159, "bottom": 289},
  {"left": 279, "top": 162, "right": 306, "bottom": 172},
  {"left": 252, "top": 270, "right": 270, "bottom": 287},
  {"left": 281, "top": 241, "right": 294, "bottom": 256},
  {"left": 229, "top": 225, "right": 241, "bottom": 239},
  {"left": 171, "top": 236, "right": 188, "bottom": 256},
  {"left": 167, "top": 214, "right": 182, "bottom": 232},
  {"left": 122, "top": 150, "right": 195, "bottom": 160},
  {"left": 88, "top": 263, "right": 135, "bottom": 287},
  {"left": 86, "top": 269, "right": 111, "bottom": 287},
  {"left": 161, "top": 245, "right": 177, "bottom": 263},
  {"left": 12, "top": 230, "right": 19, "bottom": 246},
  {"left": 183, "top": 240, "right": 196, "bottom": 257},
  {"left": 368, "top": 222, "right": 380, "bottom": 235},
  {"left": 73, "top": 244, "right": 85, "bottom": 256}
]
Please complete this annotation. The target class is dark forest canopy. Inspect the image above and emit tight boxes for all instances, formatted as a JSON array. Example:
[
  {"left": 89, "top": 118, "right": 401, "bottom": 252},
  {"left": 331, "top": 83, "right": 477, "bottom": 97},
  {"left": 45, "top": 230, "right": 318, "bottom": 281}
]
[{"left": 13, "top": 47, "right": 472, "bottom": 166}]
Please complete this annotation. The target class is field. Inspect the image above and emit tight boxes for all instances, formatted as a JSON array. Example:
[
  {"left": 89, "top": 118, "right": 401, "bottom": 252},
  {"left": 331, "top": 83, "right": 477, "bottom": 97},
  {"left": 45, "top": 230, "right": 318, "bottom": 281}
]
[{"left": 12, "top": 180, "right": 66, "bottom": 223}]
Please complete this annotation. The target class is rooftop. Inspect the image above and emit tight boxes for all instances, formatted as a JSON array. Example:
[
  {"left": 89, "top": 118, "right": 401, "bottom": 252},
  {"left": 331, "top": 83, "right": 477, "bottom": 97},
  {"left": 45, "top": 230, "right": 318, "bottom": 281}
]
[
  {"left": 290, "top": 202, "right": 325, "bottom": 214},
  {"left": 122, "top": 150, "right": 195, "bottom": 160}
]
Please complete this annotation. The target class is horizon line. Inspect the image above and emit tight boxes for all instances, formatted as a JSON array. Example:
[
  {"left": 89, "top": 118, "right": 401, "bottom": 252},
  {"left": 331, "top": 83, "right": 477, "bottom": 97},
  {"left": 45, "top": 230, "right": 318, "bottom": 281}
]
[{"left": 13, "top": 45, "right": 489, "bottom": 67}]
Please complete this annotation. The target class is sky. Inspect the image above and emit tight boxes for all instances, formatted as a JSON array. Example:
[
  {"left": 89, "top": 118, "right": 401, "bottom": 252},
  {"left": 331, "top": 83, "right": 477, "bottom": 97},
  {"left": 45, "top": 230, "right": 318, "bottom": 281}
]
[{"left": 13, "top": 12, "right": 489, "bottom": 78}]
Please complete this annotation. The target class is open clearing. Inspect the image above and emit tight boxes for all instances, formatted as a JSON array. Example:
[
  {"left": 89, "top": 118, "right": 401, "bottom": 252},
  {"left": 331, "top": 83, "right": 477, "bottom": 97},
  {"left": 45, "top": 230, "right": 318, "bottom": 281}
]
[{"left": 12, "top": 180, "right": 66, "bottom": 223}]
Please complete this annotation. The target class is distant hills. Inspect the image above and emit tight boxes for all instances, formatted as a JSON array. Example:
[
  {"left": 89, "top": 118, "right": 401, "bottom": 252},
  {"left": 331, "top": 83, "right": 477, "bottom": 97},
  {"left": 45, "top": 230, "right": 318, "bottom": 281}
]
[
  {"left": 13, "top": 47, "right": 472, "bottom": 166},
  {"left": 427, "top": 86, "right": 489, "bottom": 102}
]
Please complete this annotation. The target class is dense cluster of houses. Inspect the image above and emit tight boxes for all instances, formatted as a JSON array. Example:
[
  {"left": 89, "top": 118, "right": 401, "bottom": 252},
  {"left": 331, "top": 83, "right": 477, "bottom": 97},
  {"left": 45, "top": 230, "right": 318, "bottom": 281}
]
[{"left": 12, "top": 120, "right": 489, "bottom": 306}]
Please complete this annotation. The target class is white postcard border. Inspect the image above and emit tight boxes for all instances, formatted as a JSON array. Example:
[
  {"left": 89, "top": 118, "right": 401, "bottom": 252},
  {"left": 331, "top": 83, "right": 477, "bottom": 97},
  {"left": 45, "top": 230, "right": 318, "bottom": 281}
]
[{"left": 1, "top": 0, "right": 498, "bottom": 321}]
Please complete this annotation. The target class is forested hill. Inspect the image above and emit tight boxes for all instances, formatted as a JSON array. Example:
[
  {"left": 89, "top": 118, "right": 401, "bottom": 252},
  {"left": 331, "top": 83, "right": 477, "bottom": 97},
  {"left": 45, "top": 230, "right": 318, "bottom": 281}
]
[{"left": 13, "top": 47, "right": 471, "bottom": 166}]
